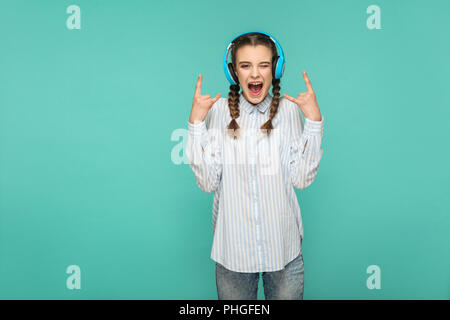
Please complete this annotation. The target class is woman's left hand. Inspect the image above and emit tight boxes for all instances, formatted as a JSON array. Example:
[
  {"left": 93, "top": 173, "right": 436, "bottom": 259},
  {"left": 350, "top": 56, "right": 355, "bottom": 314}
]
[{"left": 283, "top": 71, "right": 322, "bottom": 121}]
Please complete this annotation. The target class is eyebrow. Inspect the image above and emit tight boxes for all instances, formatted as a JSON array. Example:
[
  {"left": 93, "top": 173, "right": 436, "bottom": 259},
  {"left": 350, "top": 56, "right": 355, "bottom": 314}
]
[{"left": 238, "top": 61, "right": 271, "bottom": 65}]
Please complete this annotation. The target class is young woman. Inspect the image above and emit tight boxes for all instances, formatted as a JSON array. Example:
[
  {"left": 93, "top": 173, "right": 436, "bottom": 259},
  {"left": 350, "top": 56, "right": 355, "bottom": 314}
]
[{"left": 186, "top": 31, "right": 324, "bottom": 300}]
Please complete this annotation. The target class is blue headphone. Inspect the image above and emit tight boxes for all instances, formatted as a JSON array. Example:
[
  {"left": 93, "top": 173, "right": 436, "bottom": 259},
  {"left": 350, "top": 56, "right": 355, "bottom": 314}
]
[{"left": 223, "top": 31, "right": 285, "bottom": 85}]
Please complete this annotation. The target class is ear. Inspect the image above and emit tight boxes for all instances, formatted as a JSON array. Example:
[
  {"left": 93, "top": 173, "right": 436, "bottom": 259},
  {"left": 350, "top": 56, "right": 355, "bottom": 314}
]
[
  {"left": 272, "top": 56, "right": 280, "bottom": 78},
  {"left": 228, "top": 63, "right": 239, "bottom": 85}
]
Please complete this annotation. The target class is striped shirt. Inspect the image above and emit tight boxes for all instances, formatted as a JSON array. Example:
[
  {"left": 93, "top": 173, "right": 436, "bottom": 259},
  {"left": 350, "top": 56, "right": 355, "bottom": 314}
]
[{"left": 186, "top": 92, "right": 324, "bottom": 272}]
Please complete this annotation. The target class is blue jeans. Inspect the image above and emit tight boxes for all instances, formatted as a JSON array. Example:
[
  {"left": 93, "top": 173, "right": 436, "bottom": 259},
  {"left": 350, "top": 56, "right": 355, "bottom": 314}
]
[{"left": 215, "top": 253, "right": 304, "bottom": 300}]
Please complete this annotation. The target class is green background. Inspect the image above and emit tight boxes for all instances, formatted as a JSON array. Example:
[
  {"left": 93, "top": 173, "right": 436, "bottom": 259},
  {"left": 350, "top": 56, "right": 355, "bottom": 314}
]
[{"left": 0, "top": 0, "right": 449, "bottom": 299}]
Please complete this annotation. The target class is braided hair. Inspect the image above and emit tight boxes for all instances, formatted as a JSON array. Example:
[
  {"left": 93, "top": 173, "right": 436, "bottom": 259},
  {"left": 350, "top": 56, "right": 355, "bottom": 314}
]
[{"left": 227, "top": 33, "right": 282, "bottom": 139}]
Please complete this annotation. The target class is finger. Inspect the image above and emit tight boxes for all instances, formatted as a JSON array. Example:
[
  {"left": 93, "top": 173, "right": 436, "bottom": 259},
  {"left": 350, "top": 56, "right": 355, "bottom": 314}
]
[
  {"left": 283, "top": 93, "right": 297, "bottom": 103},
  {"left": 194, "top": 74, "right": 202, "bottom": 96},
  {"left": 212, "top": 93, "right": 221, "bottom": 103},
  {"left": 302, "top": 71, "right": 314, "bottom": 93}
]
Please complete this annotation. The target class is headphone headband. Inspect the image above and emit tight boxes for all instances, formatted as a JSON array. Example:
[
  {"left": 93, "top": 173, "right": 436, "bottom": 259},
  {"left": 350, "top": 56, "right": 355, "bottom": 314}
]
[{"left": 223, "top": 31, "right": 285, "bottom": 85}]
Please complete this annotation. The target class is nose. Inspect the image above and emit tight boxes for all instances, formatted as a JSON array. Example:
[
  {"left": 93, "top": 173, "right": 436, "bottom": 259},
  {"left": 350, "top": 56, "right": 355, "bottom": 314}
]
[{"left": 250, "top": 66, "right": 261, "bottom": 78}]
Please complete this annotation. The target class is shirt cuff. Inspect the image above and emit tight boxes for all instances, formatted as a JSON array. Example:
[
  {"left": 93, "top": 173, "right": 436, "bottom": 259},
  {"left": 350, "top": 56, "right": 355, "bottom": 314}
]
[
  {"left": 188, "top": 120, "right": 207, "bottom": 136},
  {"left": 303, "top": 116, "right": 324, "bottom": 136}
]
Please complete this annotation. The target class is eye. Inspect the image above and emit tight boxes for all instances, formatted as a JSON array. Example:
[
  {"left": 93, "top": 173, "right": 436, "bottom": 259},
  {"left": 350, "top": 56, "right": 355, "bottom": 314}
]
[{"left": 240, "top": 64, "right": 270, "bottom": 69}]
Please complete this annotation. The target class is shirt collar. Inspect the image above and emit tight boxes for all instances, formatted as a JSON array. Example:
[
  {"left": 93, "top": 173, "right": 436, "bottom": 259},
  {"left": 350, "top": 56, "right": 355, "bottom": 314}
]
[{"left": 239, "top": 92, "right": 273, "bottom": 115}]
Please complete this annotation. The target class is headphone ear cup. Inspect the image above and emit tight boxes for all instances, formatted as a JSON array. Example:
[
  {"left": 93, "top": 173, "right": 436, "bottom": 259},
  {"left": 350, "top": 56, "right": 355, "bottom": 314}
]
[
  {"left": 272, "top": 56, "right": 280, "bottom": 79},
  {"left": 228, "top": 63, "right": 239, "bottom": 85}
]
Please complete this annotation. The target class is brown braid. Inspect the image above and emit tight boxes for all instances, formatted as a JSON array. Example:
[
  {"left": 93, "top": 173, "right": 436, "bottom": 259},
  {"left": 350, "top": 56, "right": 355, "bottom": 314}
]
[
  {"left": 227, "top": 84, "right": 241, "bottom": 140},
  {"left": 226, "top": 32, "right": 282, "bottom": 139},
  {"left": 260, "top": 78, "right": 281, "bottom": 136}
]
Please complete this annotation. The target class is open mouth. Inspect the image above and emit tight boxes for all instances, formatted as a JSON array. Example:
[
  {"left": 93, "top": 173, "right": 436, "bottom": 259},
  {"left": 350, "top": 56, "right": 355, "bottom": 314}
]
[{"left": 248, "top": 82, "right": 263, "bottom": 96}]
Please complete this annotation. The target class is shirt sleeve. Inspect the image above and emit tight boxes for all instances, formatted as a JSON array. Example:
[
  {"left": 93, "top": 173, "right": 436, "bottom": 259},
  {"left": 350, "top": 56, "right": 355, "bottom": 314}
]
[
  {"left": 185, "top": 102, "right": 223, "bottom": 194},
  {"left": 288, "top": 102, "right": 324, "bottom": 190}
]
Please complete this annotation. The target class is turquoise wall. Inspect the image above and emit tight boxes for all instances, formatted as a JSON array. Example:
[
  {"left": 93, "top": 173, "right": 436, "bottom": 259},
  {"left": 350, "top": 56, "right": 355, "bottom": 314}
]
[{"left": 0, "top": 0, "right": 449, "bottom": 299}]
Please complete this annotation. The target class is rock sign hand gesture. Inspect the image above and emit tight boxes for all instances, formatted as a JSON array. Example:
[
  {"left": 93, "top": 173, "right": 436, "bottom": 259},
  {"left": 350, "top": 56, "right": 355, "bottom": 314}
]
[
  {"left": 283, "top": 71, "right": 322, "bottom": 122},
  {"left": 189, "top": 74, "right": 221, "bottom": 124}
]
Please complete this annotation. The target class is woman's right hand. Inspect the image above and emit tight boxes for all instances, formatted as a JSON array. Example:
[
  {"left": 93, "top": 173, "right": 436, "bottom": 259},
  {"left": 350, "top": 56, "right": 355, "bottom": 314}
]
[{"left": 189, "top": 74, "right": 221, "bottom": 124}]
